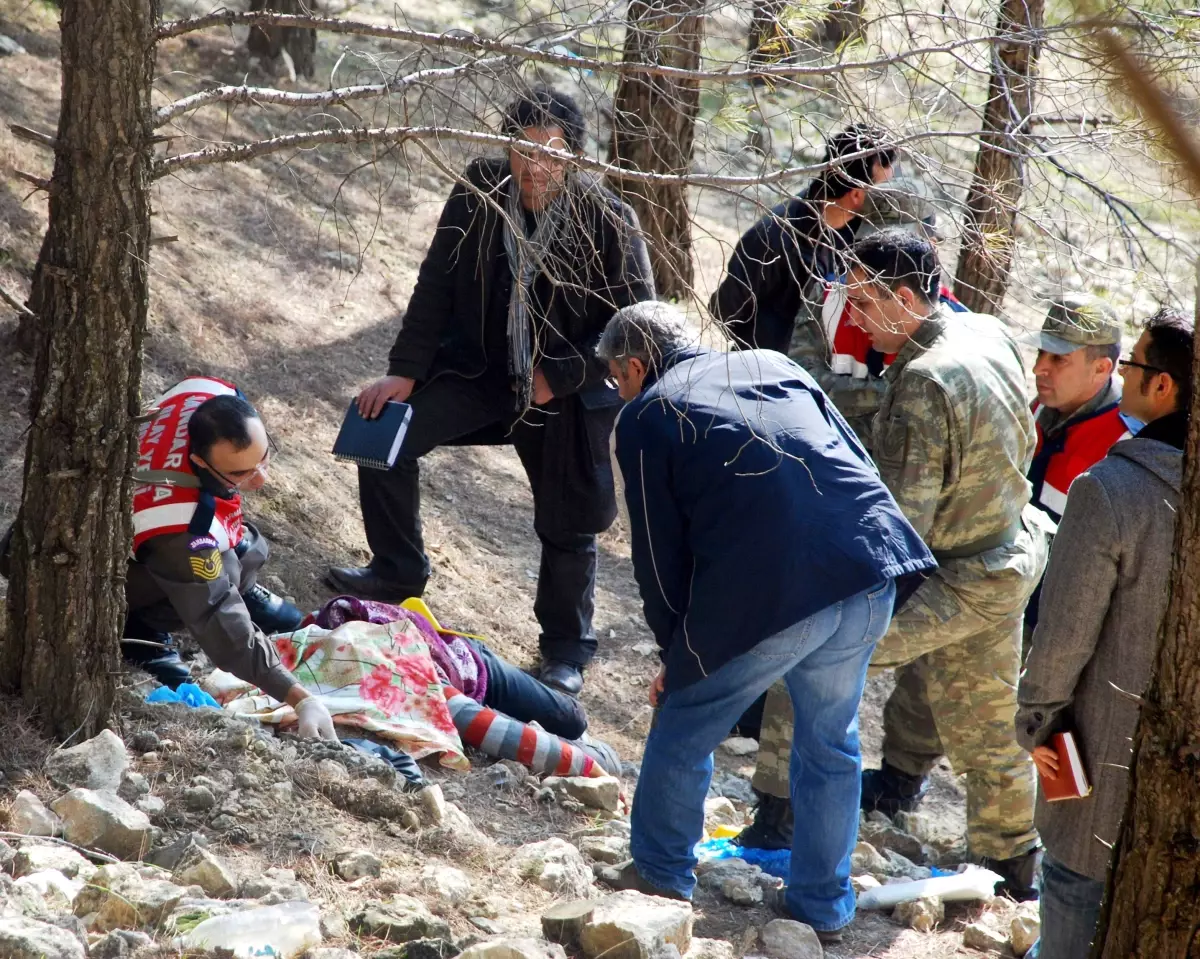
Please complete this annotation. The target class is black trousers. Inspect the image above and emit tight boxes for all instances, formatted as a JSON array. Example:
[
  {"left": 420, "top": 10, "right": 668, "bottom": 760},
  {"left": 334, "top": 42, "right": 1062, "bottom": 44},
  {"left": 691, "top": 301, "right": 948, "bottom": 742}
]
[{"left": 357, "top": 374, "right": 599, "bottom": 668}]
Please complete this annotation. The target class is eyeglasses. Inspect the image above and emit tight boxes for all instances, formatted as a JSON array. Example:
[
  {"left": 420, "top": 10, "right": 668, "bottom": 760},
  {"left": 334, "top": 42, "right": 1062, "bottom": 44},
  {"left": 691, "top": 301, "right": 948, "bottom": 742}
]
[
  {"left": 1118, "top": 358, "right": 1165, "bottom": 375},
  {"left": 208, "top": 432, "right": 278, "bottom": 490}
]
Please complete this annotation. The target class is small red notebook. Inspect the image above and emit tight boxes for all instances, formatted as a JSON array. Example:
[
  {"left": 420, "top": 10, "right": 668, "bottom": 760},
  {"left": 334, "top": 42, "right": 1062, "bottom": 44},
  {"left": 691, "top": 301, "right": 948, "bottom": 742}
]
[{"left": 1040, "top": 731, "right": 1092, "bottom": 801}]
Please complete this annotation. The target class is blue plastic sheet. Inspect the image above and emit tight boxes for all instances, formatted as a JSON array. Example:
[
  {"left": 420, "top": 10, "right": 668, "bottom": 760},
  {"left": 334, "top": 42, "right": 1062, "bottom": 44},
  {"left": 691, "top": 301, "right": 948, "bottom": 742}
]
[
  {"left": 694, "top": 837, "right": 958, "bottom": 881},
  {"left": 146, "top": 682, "right": 221, "bottom": 710}
]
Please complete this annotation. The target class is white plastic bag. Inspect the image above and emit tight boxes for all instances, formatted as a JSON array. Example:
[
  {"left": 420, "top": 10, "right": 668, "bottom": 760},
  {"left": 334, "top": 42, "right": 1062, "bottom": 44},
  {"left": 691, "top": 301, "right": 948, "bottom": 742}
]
[
  {"left": 856, "top": 866, "right": 1004, "bottom": 910},
  {"left": 177, "top": 901, "right": 322, "bottom": 958}
]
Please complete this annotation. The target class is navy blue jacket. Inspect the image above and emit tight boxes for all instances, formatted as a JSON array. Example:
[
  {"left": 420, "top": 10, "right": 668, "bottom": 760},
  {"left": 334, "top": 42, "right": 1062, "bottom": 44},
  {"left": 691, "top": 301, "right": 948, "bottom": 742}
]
[{"left": 615, "top": 347, "right": 936, "bottom": 693}]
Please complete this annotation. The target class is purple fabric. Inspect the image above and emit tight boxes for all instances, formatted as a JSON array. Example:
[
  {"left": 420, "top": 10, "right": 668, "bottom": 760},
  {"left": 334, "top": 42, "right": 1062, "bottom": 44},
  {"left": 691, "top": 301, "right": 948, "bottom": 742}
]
[{"left": 314, "top": 596, "right": 488, "bottom": 704}]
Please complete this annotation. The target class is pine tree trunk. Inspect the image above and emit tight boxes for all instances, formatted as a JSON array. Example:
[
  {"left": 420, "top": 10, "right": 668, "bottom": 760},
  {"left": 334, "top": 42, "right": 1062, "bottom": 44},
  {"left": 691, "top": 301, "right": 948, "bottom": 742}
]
[
  {"left": 608, "top": 0, "right": 703, "bottom": 300},
  {"left": 1093, "top": 304, "right": 1200, "bottom": 954},
  {"left": 0, "top": 0, "right": 156, "bottom": 738},
  {"left": 953, "top": 0, "right": 1043, "bottom": 314}
]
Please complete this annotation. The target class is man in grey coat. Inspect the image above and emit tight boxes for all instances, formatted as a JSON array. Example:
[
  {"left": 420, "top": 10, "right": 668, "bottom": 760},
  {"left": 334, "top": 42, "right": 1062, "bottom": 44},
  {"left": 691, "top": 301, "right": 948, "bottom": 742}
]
[{"left": 1016, "top": 308, "right": 1195, "bottom": 959}]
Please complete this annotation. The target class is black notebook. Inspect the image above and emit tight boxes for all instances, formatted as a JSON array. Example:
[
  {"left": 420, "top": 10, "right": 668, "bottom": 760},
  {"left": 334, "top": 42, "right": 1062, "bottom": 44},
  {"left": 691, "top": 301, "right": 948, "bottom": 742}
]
[{"left": 332, "top": 399, "right": 413, "bottom": 469}]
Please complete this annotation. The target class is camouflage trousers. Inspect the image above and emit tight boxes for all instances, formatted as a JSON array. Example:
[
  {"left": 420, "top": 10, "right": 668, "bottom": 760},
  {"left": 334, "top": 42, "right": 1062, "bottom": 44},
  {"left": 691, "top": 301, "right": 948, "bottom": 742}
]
[{"left": 753, "top": 522, "right": 1048, "bottom": 860}]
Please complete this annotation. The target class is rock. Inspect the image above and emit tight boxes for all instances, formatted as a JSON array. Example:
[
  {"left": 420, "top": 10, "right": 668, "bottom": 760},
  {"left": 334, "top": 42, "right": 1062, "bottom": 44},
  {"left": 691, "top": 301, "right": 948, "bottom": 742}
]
[
  {"left": 0, "top": 917, "right": 86, "bottom": 959},
  {"left": 235, "top": 772, "right": 262, "bottom": 790},
  {"left": 305, "top": 950, "right": 358, "bottom": 959},
  {"left": 117, "top": 772, "right": 150, "bottom": 803},
  {"left": 0, "top": 35, "right": 29, "bottom": 56},
  {"left": 50, "top": 789, "right": 151, "bottom": 860},
  {"left": 72, "top": 862, "right": 187, "bottom": 931},
  {"left": 269, "top": 781, "right": 295, "bottom": 803},
  {"left": 559, "top": 777, "right": 621, "bottom": 812},
  {"left": 849, "top": 875, "right": 880, "bottom": 894},
  {"left": 419, "top": 785, "right": 446, "bottom": 825},
  {"left": 316, "top": 760, "right": 349, "bottom": 781},
  {"left": 709, "top": 774, "right": 755, "bottom": 806},
  {"left": 892, "top": 897, "right": 942, "bottom": 933},
  {"left": 333, "top": 850, "right": 382, "bottom": 881},
  {"left": 9, "top": 792, "right": 61, "bottom": 837},
  {"left": 685, "top": 939, "right": 735, "bottom": 959},
  {"left": 578, "top": 890, "right": 693, "bottom": 959},
  {"left": 136, "top": 796, "right": 165, "bottom": 816},
  {"left": 760, "top": 919, "right": 823, "bottom": 959},
  {"left": 859, "top": 820, "right": 928, "bottom": 864},
  {"left": 130, "top": 730, "right": 160, "bottom": 754},
  {"left": 458, "top": 940, "right": 565, "bottom": 959},
  {"left": 320, "top": 909, "right": 349, "bottom": 940},
  {"left": 424, "top": 801, "right": 491, "bottom": 850},
  {"left": 350, "top": 897, "right": 451, "bottom": 942},
  {"left": 419, "top": 864, "right": 471, "bottom": 905},
  {"left": 578, "top": 836, "right": 628, "bottom": 865},
  {"left": 1010, "top": 901, "right": 1040, "bottom": 956},
  {"left": 11, "top": 844, "right": 96, "bottom": 881},
  {"left": 695, "top": 857, "right": 766, "bottom": 892},
  {"left": 703, "top": 798, "right": 740, "bottom": 829},
  {"left": 45, "top": 731, "right": 128, "bottom": 793},
  {"left": 720, "top": 737, "right": 759, "bottom": 757},
  {"left": 541, "top": 900, "right": 598, "bottom": 948},
  {"left": 962, "top": 920, "right": 1008, "bottom": 951},
  {"left": 719, "top": 875, "right": 762, "bottom": 906},
  {"left": 882, "top": 849, "right": 931, "bottom": 881},
  {"left": 12, "top": 871, "right": 82, "bottom": 912},
  {"left": 374, "top": 939, "right": 460, "bottom": 959},
  {"left": 511, "top": 839, "right": 593, "bottom": 899},
  {"left": 241, "top": 867, "right": 309, "bottom": 901},
  {"left": 468, "top": 917, "right": 504, "bottom": 935},
  {"left": 184, "top": 786, "right": 217, "bottom": 811},
  {"left": 146, "top": 833, "right": 209, "bottom": 871},
  {"left": 90, "top": 930, "right": 152, "bottom": 959},
  {"left": 175, "top": 847, "right": 238, "bottom": 899}
]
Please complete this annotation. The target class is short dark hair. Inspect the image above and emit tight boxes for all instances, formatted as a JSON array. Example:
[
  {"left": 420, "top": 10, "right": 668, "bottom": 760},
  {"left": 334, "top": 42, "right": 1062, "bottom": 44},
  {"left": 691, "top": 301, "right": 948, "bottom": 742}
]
[
  {"left": 1143, "top": 307, "right": 1195, "bottom": 413},
  {"left": 850, "top": 227, "right": 940, "bottom": 306},
  {"left": 1084, "top": 342, "right": 1120, "bottom": 365},
  {"left": 189, "top": 395, "right": 260, "bottom": 460},
  {"left": 502, "top": 86, "right": 586, "bottom": 153},
  {"left": 811, "top": 123, "right": 897, "bottom": 202}
]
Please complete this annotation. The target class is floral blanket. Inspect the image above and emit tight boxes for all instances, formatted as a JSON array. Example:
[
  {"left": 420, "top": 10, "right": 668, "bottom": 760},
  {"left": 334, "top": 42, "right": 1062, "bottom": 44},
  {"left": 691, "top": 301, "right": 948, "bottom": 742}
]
[{"left": 204, "top": 618, "right": 467, "bottom": 769}]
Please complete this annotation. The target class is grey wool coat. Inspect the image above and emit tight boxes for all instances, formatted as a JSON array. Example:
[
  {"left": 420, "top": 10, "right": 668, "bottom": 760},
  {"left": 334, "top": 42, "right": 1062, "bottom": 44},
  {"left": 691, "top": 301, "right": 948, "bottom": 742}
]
[{"left": 1016, "top": 419, "right": 1184, "bottom": 880}]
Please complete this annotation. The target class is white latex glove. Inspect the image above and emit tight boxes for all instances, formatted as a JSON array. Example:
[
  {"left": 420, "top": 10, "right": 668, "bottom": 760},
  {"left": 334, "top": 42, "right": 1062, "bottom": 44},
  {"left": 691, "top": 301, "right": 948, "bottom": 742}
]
[{"left": 295, "top": 696, "right": 337, "bottom": 740}]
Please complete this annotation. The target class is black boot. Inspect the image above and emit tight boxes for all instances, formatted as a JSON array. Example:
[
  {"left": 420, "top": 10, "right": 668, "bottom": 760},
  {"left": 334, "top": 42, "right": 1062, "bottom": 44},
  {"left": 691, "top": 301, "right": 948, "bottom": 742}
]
[
  {"left": 735, "top": 789, "right": 794, "bottom": 851},
  {"left": 123, "top": 612, "right": 191, "bottom": 688},
  {"left": 242, "top": 582, "right": 304, "bottom": 633},
  {"left": 861, "top": 761, "right": 928, "bottom": 817},
  {"left": 980, "top": 845, "right": 1042, "bottom": 901}
]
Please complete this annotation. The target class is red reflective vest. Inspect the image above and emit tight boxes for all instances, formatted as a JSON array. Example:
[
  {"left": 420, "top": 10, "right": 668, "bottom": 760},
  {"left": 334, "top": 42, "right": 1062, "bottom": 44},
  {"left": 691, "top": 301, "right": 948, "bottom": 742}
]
[
  {"left": 1029, "top": 401, "right": 1131, "bottom": 522},
  {"left": 132, "top": 377, "right": 245, "bottom": 553}
]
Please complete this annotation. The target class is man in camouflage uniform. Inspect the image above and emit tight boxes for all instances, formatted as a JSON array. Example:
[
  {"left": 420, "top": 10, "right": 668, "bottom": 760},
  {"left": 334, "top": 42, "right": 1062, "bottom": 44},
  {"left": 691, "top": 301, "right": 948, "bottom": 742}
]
[
  {"left": 743, "top": 228, "right": 1051, "bottom": 899},
  {"left": 788, "top": 173, "right": 966, "bottom": 449}
]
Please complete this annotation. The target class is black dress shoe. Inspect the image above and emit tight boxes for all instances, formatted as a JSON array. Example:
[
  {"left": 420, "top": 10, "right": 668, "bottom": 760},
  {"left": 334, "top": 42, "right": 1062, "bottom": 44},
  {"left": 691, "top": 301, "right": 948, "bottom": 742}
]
[
  {"left": 325, "top": 565, "right": 422, "bottom": 603},
  {"left": 597, "top": 860, "right": 689, "bottom": 901},
  {"left": 539, "top": 660, "right": 583, "bottom": 696},
  {"left": 242, "top": 583, "right": 304, "bottom": 633}
]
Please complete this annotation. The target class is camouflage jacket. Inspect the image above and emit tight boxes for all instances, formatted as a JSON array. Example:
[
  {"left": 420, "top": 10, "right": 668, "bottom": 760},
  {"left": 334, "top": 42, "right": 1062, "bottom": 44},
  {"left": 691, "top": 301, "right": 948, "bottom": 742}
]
[{"left": 874, "top": 307, "right": 1035, "bottom": 554}]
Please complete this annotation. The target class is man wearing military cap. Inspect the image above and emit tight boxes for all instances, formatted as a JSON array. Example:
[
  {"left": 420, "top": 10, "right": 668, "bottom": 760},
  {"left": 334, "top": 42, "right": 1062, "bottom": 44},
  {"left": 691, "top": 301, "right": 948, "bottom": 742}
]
[{"left": 1025, "top": 294, "right": 1133, "bottom": 524}]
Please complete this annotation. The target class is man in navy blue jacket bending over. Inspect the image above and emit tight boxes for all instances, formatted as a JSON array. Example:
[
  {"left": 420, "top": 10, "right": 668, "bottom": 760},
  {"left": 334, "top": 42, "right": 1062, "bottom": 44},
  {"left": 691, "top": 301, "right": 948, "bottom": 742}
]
[{"left": 596, "top": 301, "right": 935, "bottom": 944}]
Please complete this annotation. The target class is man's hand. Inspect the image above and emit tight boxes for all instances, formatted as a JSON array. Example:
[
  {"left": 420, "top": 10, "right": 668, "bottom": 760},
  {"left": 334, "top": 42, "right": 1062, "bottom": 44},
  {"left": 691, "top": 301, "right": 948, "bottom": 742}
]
[
  {"left": 532, "top": 368, "right": 555, "bottom": 406},
  {"left": 358, "top": 375, "right": 415, "bottom": 419},
  {"left": 1032, "top": 744, "right": 1060, "bottom": 780},
  {"left": 295, "top": 695, "right": 337, "bottom": 740},
  {"left": 649, "top": 666, "right": 666, "bottom": 707}
]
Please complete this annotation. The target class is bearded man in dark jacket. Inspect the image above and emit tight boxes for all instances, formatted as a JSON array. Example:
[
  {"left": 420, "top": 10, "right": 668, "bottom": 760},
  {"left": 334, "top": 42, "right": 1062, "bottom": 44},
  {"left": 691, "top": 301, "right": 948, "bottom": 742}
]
[{"left": 328, "top": 87, "right": 655, "bottom": 695}]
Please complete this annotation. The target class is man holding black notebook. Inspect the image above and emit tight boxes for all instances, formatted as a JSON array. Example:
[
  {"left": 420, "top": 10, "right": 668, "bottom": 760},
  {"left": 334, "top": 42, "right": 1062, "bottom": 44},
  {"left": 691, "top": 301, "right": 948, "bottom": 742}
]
[{"left": 327, "top": 86, "right": 655, "bottom": 696}]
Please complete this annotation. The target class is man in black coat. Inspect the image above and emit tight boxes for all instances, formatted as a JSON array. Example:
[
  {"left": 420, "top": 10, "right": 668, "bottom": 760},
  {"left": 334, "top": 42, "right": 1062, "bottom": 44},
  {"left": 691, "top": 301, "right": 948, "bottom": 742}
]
[
  {"left": 709, "top": 124, "right": 896, "bottom": 353},
  {"left": 327, "top": 87, "right": 655, "bottom": 695}
]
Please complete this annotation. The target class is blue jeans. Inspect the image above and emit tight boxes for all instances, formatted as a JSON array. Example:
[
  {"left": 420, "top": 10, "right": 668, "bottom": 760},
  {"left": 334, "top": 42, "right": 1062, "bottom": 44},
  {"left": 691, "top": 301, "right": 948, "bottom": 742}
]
[
  {"left": 471, "top": 640, "right": 587, "bottom": 740},
  {"left": 629, "top": 580, "right": 895, "bottom": 933},
  {"left": 1027, "top": 854, "right": 1105, "bottom": 959}
]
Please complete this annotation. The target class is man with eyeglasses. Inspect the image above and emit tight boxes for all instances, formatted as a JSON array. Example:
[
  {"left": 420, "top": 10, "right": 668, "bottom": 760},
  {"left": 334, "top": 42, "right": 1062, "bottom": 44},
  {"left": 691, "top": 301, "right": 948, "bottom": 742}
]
[
  {"left": 121, "top": 377, "right": 336, "bottom": 739},
  {"left": 1017, "top": 308, "right": 1194, "bottom": 958},
  {"left": 326, "top": 86, "right": 655, "bottom": 696}
]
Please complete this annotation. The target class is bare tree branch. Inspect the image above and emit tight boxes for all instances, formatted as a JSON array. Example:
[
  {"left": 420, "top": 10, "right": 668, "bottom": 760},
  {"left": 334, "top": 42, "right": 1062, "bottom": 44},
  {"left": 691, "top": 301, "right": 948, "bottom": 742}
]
[
  {"left": 155, "top": 9, "right": 1056, "bottom": 83},
  {"left": 0, "top": 285, "right": 35, "bottom": 319},
  {"left": 9, "top": 124, "right": 58, "bottom": 149}
]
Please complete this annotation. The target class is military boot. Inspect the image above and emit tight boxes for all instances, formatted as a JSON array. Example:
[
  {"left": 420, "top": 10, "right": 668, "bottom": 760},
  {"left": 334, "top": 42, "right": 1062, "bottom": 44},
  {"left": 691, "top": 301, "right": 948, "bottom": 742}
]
[
  {"left": 860, "top": 761, "right": 928, "bottom": 817},
  {"left": 979, "top": 845, "right": 1042, "bottom": 901},
  {"left": 734, "top": 789, "right": 794, "bottom": 850}
]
